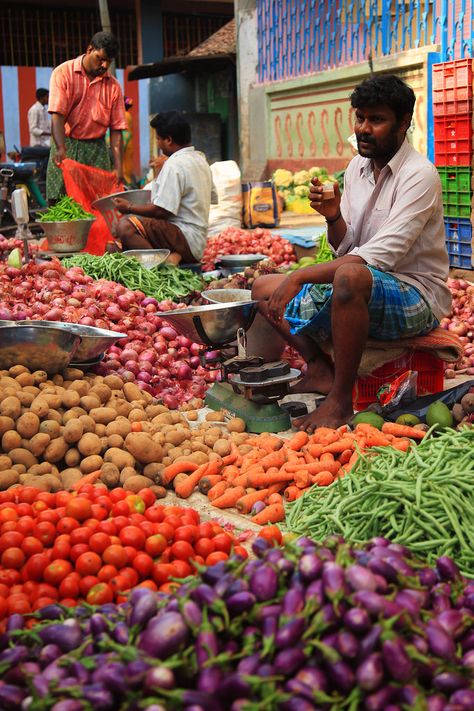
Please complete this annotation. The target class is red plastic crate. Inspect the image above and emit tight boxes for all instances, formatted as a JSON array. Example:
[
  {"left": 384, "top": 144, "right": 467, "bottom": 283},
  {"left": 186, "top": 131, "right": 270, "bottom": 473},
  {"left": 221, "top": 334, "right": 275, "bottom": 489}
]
[
  {"left": 353, "top": 351, "right": 445, "bottom": 410},
  {"left": 433, "top": 59, "right": 473, "bottom": 90},
  {"left": 434, "top": 137, "right": 472, "bottom": 166},
  {"left": 433, "top": 99, "right": 472, "bottom": 116},
  {"left": 434, "top": 116, "right": 473, "bottom": 140}
]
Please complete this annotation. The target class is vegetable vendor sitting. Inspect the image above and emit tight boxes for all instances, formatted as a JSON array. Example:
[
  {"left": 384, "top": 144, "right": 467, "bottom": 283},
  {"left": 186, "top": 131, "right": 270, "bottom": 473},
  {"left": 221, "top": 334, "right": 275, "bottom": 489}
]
[
  {"left": 252, "top": 74, "right": 452, "bottom": 432},
  {"left": 114, "top": 111, "right": 212, "bottom": 265}
]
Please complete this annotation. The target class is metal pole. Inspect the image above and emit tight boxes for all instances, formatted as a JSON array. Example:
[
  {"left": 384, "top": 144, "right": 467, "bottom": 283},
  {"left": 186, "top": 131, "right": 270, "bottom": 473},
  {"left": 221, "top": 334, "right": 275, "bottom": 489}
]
[{"left": 98, "top": 0, "right": 116, "bottom": 76}]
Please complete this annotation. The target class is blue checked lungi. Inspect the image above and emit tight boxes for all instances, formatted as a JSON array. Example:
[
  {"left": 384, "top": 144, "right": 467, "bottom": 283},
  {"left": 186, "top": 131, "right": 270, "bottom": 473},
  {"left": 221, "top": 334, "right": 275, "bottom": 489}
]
[{"left": 285, "top": 266, "right": 438, "bottom": 342}]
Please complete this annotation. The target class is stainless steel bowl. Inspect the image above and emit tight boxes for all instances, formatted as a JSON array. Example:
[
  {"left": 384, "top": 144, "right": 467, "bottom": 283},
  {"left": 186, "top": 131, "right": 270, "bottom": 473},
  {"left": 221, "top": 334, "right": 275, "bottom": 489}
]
[
  {"left": 0, "top": 325, "right": 81, "bottom": 374},
  {"left": 202, "top": 289, "right": 253, "bottom": 304},
  {"left": 92, "top": 190, "right": 151, "bottom": 237},
  {"left": 123, "top": 249, "right": 170, "bottom": 269},
  {"left": 14, "top": 322, "right": 126, "bottom": 362},
  {"left": 163, "top": 302, "right": 258, "bottom": 347},
  {"left": 40, "top": 219, "right": 95, "bottom": 253},
  {"left": 215, "top": 254, "right": 266, "bottom": 268}
]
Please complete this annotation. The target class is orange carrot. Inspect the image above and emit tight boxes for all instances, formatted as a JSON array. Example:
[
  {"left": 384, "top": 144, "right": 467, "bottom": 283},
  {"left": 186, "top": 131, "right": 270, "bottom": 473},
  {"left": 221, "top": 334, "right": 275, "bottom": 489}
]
[
  {"left": 381, "top": 423, "right": 426, "bottom": 440},
  {"left": 354, "top": 424, "right": 392, "bottom": 447},
  {"left": 198, "top": 474, "right": 222, "bottom": 494},
  {"left": 174, "top": 463, "right": 209, "bottom": 499},
  {"left": 73, "top": 470, "right": 101, "bottom": 490},
  {"left": 267, "top": 482, "right": 286, "bottom": 495},
  {"left": 321, "top": 439, "right": 354, "bottom": 455},
  {"left": 338, "top": 449, "right": 353, "bottom": 465},
  {"left": 233, "top": 473, "right": 250, "bottom": 488},
  {"left": 160, "top": 460, "right": 198, "bottom": 486},
  {"left": 284, "top": 485, "right": 302, "bottom": 502},
  {"left": 261, "top": 449, "right": 287, "bottom": 470},
  {"left": 285, "top": 460, "right": 340, "bottom": 476},
  {"left": 212, "top": 486, "right": 246, "bottom": 509},
  {"left": 207, "top": 480, "right": 228, "bottom": 501},
  {"left": 247, "top": 469, "right": 296, "bottom": 488},
  {"left": 312, "top": 470, "right": 334, "bottom": 486},
  {"left": 320, "top": 452, "right": 335, "bottom": 464},
  {"left": 251, "top": 503, "right": 285, "bottom": 525},
  {"left": 222, "top": 442, "right": 240, "bottom": 466},
  {"left": 306, "top": 443, "right": 324, "bottom": 459},
  {"left": 285, "top": 431, "right": 309, "bottom": 451},
  {"left": 294, "top": 470, "right": 311, "bottom": 488},
  {"left": 249, "top": 435, "right": 283, "bottom": 453},
  {"left": 311, "top": 428, "right": 339, "bottom": 445},
  {"left": 222, "top": 465, "right": 240, "bottom": 482},
  {"left": 236, "top": 489, "right": 270, "bottom": 514},
  {"left": 267, "top": 492, "right": 283, "bottom": 505},
  {"left": 391, "top": 438, "right": 412, "bottom": 452}
]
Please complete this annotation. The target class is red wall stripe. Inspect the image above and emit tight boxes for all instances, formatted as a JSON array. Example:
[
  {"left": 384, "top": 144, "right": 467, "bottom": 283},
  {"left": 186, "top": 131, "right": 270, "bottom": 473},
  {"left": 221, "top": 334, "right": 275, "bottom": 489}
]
[
  {"left": 124, "top": 67, "right": 141, "bottom": 177},
  {"left": 0, "top": 71, "right": 4, "bottom": 160},
  {"left": 18, "top": 67, "right": 37, "bottom": 148}
]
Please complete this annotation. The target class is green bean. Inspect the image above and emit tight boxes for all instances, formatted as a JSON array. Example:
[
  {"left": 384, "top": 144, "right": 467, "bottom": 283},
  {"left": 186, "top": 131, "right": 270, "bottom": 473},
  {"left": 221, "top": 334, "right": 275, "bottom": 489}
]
[{"left": 39, "top": 195, "right": 94, "bottom": 222}]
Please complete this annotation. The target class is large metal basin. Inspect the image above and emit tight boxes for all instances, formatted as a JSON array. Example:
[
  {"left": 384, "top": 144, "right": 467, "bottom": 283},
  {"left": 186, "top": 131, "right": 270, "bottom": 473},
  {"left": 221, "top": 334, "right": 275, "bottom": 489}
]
[
  {"left": 202, "top": 289, "right": 253, "bottom": 304},
  {"left": 92, "top": 190, "right": 151, "bottom": 237},
  {"left": 14, "top": 321, "right": 126, "bottom": 362},
  {"left": 163, "top": 302, "right": 258, "bottom": 348},
  {"left": 40, "top": 219, "right": 95, "bottom": 253},
  {"left": 0, "top": 324, "right": 81, "bottom": 374},
  {"left": 123, "top": 249, "right": 170, "bottom": 269}
]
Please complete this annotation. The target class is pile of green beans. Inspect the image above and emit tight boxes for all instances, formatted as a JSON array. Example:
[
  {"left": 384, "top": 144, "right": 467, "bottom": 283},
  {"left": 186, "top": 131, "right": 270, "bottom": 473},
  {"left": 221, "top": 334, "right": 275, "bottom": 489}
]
[
  {"left": 62, "top": 252, "right": 203, "bottom": 301},
  {"left": 38, "top": 196, "right": 94, "bottom": 222},
  {"left": 285, "top": 428, "right": 474, "bottom": 576}
]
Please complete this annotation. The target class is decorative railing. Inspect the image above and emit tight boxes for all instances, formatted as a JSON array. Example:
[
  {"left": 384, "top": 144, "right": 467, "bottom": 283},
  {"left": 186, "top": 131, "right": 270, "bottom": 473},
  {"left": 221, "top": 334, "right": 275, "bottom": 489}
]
[{"left": 257, "top": 0, "right": 473, "bottom": 83}]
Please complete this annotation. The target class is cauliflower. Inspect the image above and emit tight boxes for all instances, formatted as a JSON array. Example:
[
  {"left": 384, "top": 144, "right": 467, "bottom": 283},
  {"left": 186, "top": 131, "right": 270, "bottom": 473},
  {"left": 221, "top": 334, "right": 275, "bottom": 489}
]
[
  {"left": 292, "top": 170, "right": 311, "bottom": 186},
  {"left": 273, "top": 169, "right": 293, "bottom": 188},
  {"left": 309, "top": 166, "right": 328, "bottom": 179},
  {"left": 294, "top": 185, "right": 310, "bottom": 198}
]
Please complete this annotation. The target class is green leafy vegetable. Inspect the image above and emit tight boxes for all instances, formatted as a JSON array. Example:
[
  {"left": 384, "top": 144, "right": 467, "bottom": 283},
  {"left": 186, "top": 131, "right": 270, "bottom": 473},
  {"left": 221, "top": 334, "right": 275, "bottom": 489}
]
[{"left": 38, "top": 196, "right": 94, "bottom": 222}]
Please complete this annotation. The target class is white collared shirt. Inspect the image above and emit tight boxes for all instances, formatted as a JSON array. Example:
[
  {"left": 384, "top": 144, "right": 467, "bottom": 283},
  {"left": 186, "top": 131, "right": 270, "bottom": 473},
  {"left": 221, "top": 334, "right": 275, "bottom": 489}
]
[
  {"left": 337, "top": 140, "right": 451, "bottom": 320},
  {"left": 28, "top": 101, "right": 51, "bottom": 147}
]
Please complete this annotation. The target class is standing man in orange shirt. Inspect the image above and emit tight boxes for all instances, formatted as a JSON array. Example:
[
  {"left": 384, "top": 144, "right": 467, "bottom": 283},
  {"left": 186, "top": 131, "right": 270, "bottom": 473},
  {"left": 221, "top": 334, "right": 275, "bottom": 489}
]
[{"left": 46, "top": 31, "right": 127, "bottom": 202}]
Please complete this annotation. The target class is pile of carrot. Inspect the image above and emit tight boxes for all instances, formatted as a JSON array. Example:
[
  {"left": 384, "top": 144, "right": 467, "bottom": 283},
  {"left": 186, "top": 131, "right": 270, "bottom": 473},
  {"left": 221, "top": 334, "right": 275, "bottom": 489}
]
[{"left": 157, "top": 422, "right": 425, "bottom": 525}]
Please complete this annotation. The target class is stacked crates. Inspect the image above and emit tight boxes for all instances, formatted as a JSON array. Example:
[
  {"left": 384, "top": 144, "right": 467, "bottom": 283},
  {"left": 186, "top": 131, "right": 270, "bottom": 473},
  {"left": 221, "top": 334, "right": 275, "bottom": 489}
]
[{"left": 432, "top": 59, "right": 474, "bottom": 269}]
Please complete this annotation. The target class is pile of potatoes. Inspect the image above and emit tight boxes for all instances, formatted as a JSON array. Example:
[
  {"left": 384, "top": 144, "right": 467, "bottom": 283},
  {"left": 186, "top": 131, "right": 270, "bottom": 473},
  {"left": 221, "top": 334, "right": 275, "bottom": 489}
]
[{"left": 0, "top": 365, "right": 247, "bottom": 493}]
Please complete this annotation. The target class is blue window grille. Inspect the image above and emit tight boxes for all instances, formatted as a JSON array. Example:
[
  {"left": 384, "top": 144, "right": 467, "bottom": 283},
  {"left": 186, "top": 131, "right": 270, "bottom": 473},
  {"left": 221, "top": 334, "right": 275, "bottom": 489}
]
[{"left": 257, "top": 0, "right": 474, "bottom": 83}]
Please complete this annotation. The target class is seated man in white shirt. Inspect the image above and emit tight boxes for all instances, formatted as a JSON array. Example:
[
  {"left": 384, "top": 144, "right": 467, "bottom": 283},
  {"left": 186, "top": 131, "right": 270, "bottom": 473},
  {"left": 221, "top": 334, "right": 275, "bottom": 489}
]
[
  {"left": 114, "top": 111, "right": 212, "bottom": 264},
  {"left": 251, "top": 74, "right": 451, "bottom": 432}
]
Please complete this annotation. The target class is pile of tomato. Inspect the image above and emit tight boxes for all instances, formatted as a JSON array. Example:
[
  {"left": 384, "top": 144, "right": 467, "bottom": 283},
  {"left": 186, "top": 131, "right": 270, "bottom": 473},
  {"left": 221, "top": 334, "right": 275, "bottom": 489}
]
[{"left": 0, "top": 485, "right": 248, "bottom": 621}]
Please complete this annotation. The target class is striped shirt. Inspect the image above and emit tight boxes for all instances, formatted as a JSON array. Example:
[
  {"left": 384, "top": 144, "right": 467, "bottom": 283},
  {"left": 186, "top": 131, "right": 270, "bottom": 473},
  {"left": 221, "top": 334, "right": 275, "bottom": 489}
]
[
  {"left": 48, "top": 55, "right": 127, "bottom": 140},
  {"left": 28, "top": 101, "right": 51, "bottom": 147}
]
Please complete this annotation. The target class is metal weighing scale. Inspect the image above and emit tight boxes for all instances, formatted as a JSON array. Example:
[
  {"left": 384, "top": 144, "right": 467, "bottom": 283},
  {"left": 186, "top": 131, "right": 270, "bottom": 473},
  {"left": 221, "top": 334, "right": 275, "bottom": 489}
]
[{"left": 163, "top": 302, "right": 302, "bottom": 433}]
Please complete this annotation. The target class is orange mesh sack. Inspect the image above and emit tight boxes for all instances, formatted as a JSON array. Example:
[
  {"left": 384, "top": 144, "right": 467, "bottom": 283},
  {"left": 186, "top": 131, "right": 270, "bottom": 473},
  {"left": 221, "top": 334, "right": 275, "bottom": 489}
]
[{"left": 60, "top": 158, "right": 123, "bottom": 255}]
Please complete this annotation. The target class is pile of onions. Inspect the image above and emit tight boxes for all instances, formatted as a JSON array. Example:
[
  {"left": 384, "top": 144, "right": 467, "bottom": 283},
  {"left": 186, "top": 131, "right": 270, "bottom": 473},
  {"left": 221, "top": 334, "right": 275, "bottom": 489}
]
[
  {"left": 440, "top": 278, "right": 474, "bottom": 376},
  {"left": 0, "top": 236, "right": 39, "bottom": 259},
  {"left": 0, "top": 261, "right": 212, "bottom": 408},
  {"left": 202, "top": 226, "right": 296, "bottom": 271}
]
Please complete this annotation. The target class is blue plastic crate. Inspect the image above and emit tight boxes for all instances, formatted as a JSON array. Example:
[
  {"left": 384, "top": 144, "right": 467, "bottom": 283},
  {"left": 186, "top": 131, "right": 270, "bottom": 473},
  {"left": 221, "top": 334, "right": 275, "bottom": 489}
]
[
  {"left": 446, "top": 239, "right": 472, "bottom": 256},
  {"left": 447, "top": 250, "right": 473, "bottom": 268},
  {"left": 444, "top": 217, "right": 472, "bottom": 240}
]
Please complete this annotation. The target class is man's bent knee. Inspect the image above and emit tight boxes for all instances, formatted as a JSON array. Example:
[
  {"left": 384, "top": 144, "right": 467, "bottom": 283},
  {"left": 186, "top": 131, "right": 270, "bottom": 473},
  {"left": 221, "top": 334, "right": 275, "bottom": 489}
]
[
  {"left": 116, "top": 216, "right": 136, "bottom": 242},
  {"left": 332, "top": 263, "right": 372, "bottom": 305},
  {"left": 252, "top": 274, "right": 285, "bottom": 301}
]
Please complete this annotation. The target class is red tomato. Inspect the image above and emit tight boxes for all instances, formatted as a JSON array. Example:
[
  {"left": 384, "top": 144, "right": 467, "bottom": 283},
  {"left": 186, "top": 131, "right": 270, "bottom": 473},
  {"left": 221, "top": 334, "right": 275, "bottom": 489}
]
[
  {"left": 25, "top": 553, "right": 49, "bottom": 581},
  {"left": 65, "top": 497, "right": 92, "bottom": 522},
  {"left": 16, "top": 503, "right": 33, "bottom": 518},
  {"left": 123, "top": 546, "right": 137, "bottom": 562},
  {"left": 43, "top": 560, "right": 73, "bottom": 585},
  {"left": 31, "top": 501, "right": 47, "bottom": 514},
  {"left": 75, "top": 551, "right": 102, "bottom": 576},
  {"left": 56, "top": 517, "right": 80, "bottom": 535},
  {"left": 34, "top": 583, "right": 59, "bottom": 600},
  {"left": 90, "top": 504, "right": 108, "bottom": 521},
  {"left": 87, "top": 582, "right": 113, "bottom": 605},
  {"left": 70, "top": 527, "right": 92, "bottom": 546},
  {"left": 16, "top": 516, "right": 35, "bottom": 536},
  {"left": 0, "top": 596, "right": 7, "bottom": 620},
  {"left": 164, "top": 515, "right": 183, "bottom": 531},
  {"left": 152, "top": 563, "right": 173, "bottom": 586},
  {"left": 36, "top": 492, "right": 55, "bottom": 507},
  {"left": 21, "top": 536, "right": 43, "bottom": 557},
  {"left": 59, "top": 575, "right": 80, "bottom": 600},
  {"left": 155, "top": 522, "right": 174, "bottom": 542},
  {"left": 79, "top": 576, "right": 100, "bottom": 596},
  {"left": 22, "top": 581, "right": 39, "bottom": 598},
  {"left": 119, "top": 526, "right": 146, "bottom": 550},
  {"left": 174, "top": 525, "right": 199, "bottom": 544},
  {"left": 194, "top": 538, "right": 215, "bottom": 558},
  {"left": 7, "top": 594, "right": 31, "bottom": 615},
  {"left": 212, "top": 533, "right": 233, "bottom": 555},
  {"left": 144, "top": 507, "right": 165, "bottom": 524},
  {"left": 132, "top": 553, "right": 154, "bottom": 578},
  {"left": 145, "top": 534, "right": 167, "bottom": 557},
  {"left": 125, "top": 495, "right": 146, "bottom": 515},
  {"left": 136, "top": 580, "right": 157, "bottom": 591},
  {"left": 70, "top": 544, "right": 90, "bottom": 563},
  {"left": 112, "top": 501, "right": 130, "bottom": 517},
  {"left": 0, "top": 569, "right": 21, "bottom": 586},
  {"left": 112, "top": 515, "right": 129, "bottom": 531},
  {"left": 98, "top": 565, "right": 118, "bottom": 583},
  {"left": 0, "top": 507, "right": 17, "bottom": 523},
  {"left": 51, "top": 537, "right": 71, "bottom": 561},
  {"left": 109, "top": 575, "right": 130, "bottom": 595},
  {"left": 97, "top": 520, "right": 117, "bottom": 536},
  {"left": 160, "top": 581, "right": 180, "bottom": 594},
  {"left": 18, "top": 487, "right": 39, "bottom": 505},
  {"left": 206, "top": 551, "right": 228, "bottom": 566},
  {"left": 94, "top": 496, "right": 112, "bottom": 512},
  {"left": 139, "top": 521, "right": 155, "bottom": 538},
  {"left": 169, "top": 560, "right": 192, "bottom": 578},
  {"left": 258, "top": 525, "right": 283, "bottom": 546},
  {"left": 32, "top": 597, "right": 55, "bottom": 611},
  {"left": 0, "top": 531, "right": 24, "bottom": 552},
  {"left": 89, "top": 532, "right": 111, "bottom": 555},
  {"left": 103, "top": 545, "right": 128, "bottom": 569},
  {"left": 36, "top": 510, "right": 59, "bottom": 525},
  {"left": 0, "top": 521, "right": 17, "bottom": 533},
  {"left": 33, "top": 521, "right": 56, "bottom": 547},
  {"left": 0, "top": 583, "right": 9, "bottom": 598},
  {"left": 109, "top": 488, "right": 127, "bottom": 503},
  {"left": 170, "top": 541, "right": 194, "bottom": 562},
  {"left": 197, "top": 522, "right": 214, "bottom": 539},
  {"left": 60, "top": 598, "right": 78, "bottom": 608},
  {"left": 120, "top": 567, "right": 139, "bottom": 588},
  {"left": 233, "top": 545, "right": 248, "bottom": 559},
  {"left": 55, "top": 491, "right": 72, "bottom": 508},
  {"left": 194, "top": 555, "right": 205, "bottom": 566},
  {"left": 137, "top": 488, "right": 155, "bottom": 508}
]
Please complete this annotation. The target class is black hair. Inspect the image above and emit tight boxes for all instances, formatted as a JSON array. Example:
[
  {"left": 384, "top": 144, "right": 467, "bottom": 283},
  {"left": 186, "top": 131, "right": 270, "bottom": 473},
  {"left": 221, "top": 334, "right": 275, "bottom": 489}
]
[
  {"left": 89, "top": 31, "right": 119, "bottom": 59},
  {"left": 36, "top": 88, "right": 49, "bottom": 101},
  {"left": 150, "top": 111, "right": 191, "bottom": 145},
  {"left": 350, "top": 74, "right": 416, "bottom": 123}
]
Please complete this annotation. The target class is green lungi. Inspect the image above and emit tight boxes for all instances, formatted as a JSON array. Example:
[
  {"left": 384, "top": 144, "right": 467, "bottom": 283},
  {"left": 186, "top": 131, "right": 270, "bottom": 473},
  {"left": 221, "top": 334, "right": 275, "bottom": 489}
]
[{"left": 46, "top": 136, "right": 112, "bottom": 201}]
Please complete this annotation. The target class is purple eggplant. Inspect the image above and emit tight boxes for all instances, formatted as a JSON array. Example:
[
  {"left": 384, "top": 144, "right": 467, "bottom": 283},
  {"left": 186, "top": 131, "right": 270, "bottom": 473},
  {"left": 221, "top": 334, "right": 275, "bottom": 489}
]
[
  {"left": 394, "top": 589, "right": 425, "bottom": 619},
  {"left": 282, "top": 587, "right": 305, "bottom": 615},
  {"left": 371, "top": 536, "right": 390, "bottom": 548},
  {"left": 217, "top": 673, "right": 251, "bottom": 701},
  {"left": 277, "top": 557, "right": 295, "bottom": 575},
  {"left": 461, "top": 630, "right": 474, "bottom": 653},
  {"left": 4, "top": 661, "right": 40, "bottom": 686},
  {"left": 251, "top": 500, "right": 266, "bottom": 515},
  {"left": 144, "top": 666, "right": 175, "bottom": 691},
  {"left": 364, "top": 686, "right": 397, "bottom": 711},
  {"left": 462, "top": 649, "right": 474, "bottom": 671},
  {"left": 381, "top": 638, "right": 412, "bottom": 682},
  {"left": 51, "top": 701, "right": 84, "bottom": 711},
  {"left": 202, "top": 561, "right": 228, "bottom": 584},
  {"left": 305, "top": 579, "right": 324, "bottom": 607},
  {"left": 266, "top": 548, "right": 284, "bottom": 565},
  {"left": 358, "top": 624, "right": 382, "bottom": 661},
  {"left": 39, "top": 619, "right": 82, "bottom": 652},
  {"left": 322, "top": 562, "right": 345, "bottom": 599},
  {"left": 258, "top": 603, "right": 282, "bottom": 619},
  {"left": 226, "top": 591, "right": 256, "bottom": 615},
  {"left": 112, "top": 621, "right": 129, "bottom": 645},
  {"left": 125, "top": 660, "right": 150, "bottom": 688},
  {"left": 93, "top": 662, "right": 128, "bottom": 695},
  {"left": 298, "top": 553, "right": 323, "bottom": 582},
  {"left": 280, "top": 697, "right": 318, "bottom": 711},
  {"left": 237, "top": 654, "right": 260, "bottom": 675},
  {"left": 326, "top": 660, "right": 355, "bottom": 693},
  {"left": 249, "top": 565, "right": 278, "bottom": 601},
  {"left": 257, "top": 663, "right": 275, "bottom": 677},
  {"left": 89, "top": 613, "right": 108, "bottom": 636},
  {"left": 32, "top": 674, "right": 50, "bottom": 698},
  {"left": 196, "top": 624, "right": 218, "bottom": 667},
  {"left": 139, "top": 611, "right": 188, "bottom": 659},
  {"left": 419, "top": 567, "right": 439, "bottom": 587},
  {"left": 343, "top": 607, "right": 371, "bottom": 636},
  {"left": 6, "top": 614, "right": 24, "bottom": 632},
  {"left": 450, "top": 690, "right": 474, "bottom": 708},
  {"left": 226, "top": 578, "right": 249, "bottom": 597},
  {"left": 197, "top": 666, "right": 223, "bottom": 694},
  {"left": 251, "top": 536, "right": 270, "bottom": 557},
  {"left": 346, "top": 564, "right": 377, "bottom": 592},
  {"left": 0, "top": 683, "right": 27, "bottom": 709},
  {"left": 38, "top": 603, "right": 64, "bottom": 620},
  {"left": 427, "top": 624, "right": 456, "bottom": 660},
  {"left": 83, "top": 684, "right": 114, "bottom": 710},
  {"left": 356, "top": 652, "right": 384, "bottom": 691},
  {"left": 433, "top": 671, "right": 468, "bottom": 693},
  {"left": 399, "top": 684, "right": 422, "bottom": 704},
  {"left": 42, "top": 660, "right": 68, "bottom": 683},
  {"left": 275, "top": 617, "right": 305, "bottom": 649},
  {"left": 129, "top": 588, "right": 158, "bottom": 628},
  {"left": 261, "top": 614, "right": 278, "bottom": 655},
  {"left": 427, "top": 695, "right": 450, "bottom": 711},
  {"left": 285, "top": 678, "right": 315, "bottom": 702},
  {"left": 436, "top": 556, "right": 460, "bottom": 581},
  {"left": 181, "top": 599, "right": 202, "bottom": 629},
  {"left": 437, "top": 610, "right": 465, "bottom": 639},
  {"left": 0, "top": 645, "right": 28, "bottom": 665},
  {"left": 274, "top": 647, "right": 306, "bottom": 674},
  {"left": 336, "top": 629, "right": 359, "bottom": 659},
  {"left": 191, "top": 584, "right": 219, "bottom": 607}
]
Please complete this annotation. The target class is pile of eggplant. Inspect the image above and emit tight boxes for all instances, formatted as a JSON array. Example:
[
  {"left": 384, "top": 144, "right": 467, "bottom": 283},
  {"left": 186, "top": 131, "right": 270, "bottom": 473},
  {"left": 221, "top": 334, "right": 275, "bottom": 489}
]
[{"left": 0, "top": 536, "right": 473, "bottom": 711}]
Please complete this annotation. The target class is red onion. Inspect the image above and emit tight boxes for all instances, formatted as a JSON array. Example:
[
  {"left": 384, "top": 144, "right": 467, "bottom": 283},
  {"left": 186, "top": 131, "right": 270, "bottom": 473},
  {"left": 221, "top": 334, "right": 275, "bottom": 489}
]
[
  {"left": 142, "top": 297, "right": 158, "bottom": 307},
  {"left": 176, "top": 363, "right": 193, "bottom": 380}
]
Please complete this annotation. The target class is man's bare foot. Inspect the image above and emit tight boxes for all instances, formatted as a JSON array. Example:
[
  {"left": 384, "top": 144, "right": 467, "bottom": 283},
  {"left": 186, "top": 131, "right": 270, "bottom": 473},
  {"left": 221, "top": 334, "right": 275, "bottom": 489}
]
[
  {"left": 289, "top": 356, "right": 334, "bottom": 395},
  {"left": 294, "top": 396, "right": 353, "bottom": 432},
  {"left": 166, "top": 252, "right": 182, "bottom": 266}
]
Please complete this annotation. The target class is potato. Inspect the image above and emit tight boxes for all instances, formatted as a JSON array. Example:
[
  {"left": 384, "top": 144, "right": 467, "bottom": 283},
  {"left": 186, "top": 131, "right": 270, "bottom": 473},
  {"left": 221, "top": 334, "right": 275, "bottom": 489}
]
[
  {"left": 94, "top": 424, "right": 106, "bottom": 438},
  {"left": 63, "top": 419, "right": 84, "bottom": 444},
  {"left": 103, "top": 374, "right": 124, "bottom": 390},
  {"left": 0, "top": 416, "right": 14, "bottom": 437},
  {"left": 12, "top": 463, "right": 26, "bottom": 474},
  {"left": 89, "top": 384, "right": 112, "bottom": 404},
  {"left": 125, "top": 432, "right": 163, "bottom": 464},
  {"left": 230, "top": 432, "right": 248, "bottom": 445},
  {"left": 143, "top": 462, "right": 164, "bottom": 481},
  {"left": 62, "top": 407, "right": 86, "bottom": 423},
  {"left": 60, "top": 468, "right": 83, "bottom": 490},
  {"left": 123, "top": 475, "right": 154, "bottom": 493},
  {"left": 145, "top": 404, "right": 169, "bottom": 418},
  {"left": 100, "top": 462, "right": 120, "bottom": 488},
  {"left": 190, "top": 441, "right": 210, "bottom": 454},
  {"left": 77, "top": 432, "right": 102, "bottom": 457},
  {"left": 21, "top": 473, "right": 58, "bottom": 491},
  {"left": 165, "top": 429, "right": 189, "bottom": 447},
  {"left": 78, "top": 415, "right": 96, "bottom": 434},
  {"left": 186, "top": 410, "right": 198, "bottom": 421},
  {"left": 152, "top": 432, "right": 165, "bottom": 446},
  {"left": 107, "top": 434, "right": 124, "bottom": 449},
  {"left": 62, "top": 390, "right": 81, "bottom": 408},
  {"left": 152, "top": 412, "right": 173, "bottom": 426},
  {"left": 28, "top": 462, "right": 53, "bottom": 476},
  {"left": 2, "top": 430, "right": 22, "bottom": 451},
  {"left": 80, "top": 455, "right": 103, "bottom": 474},
  {"left": 213, "top": 439, "right": 231, "bottom": 457},
  {"left": 29, "top": 433, "right": 51, "bottom": 457},
  {"left": 128, "top": 408, "right": 147, "bottom": 423},
  {"left": 47, "top": 409, "right": 63, "bottom": 424},
  {"left": 238, "top": 444, "right": 253, "bottom": 455},
  {"left": 17, "top": 391, "right": 35, "bottom": 407},
  {"left": 167, "top": 447, "right": 184, "bottom": 462},
  {"left": 80, "top": 395, "right": 102, "bottom": 413},
  {"left": 120, "top": 467, "right": 136, "bottom": 484},
  {"left": 23, "top": 386, "right": 40, "bottom": 396},
  {"left": 205, "top": 411, "right": 225, "bottom": 422},
  {"left": 44, "top": 437, "right": 68, "bottom": 463},
  {"left": 52, "top": 374, "right": 64, "bottom": 386},
  {"left": 39, "top": 420, "right": 61, "bottom": 438},
  {"left": 175, "top": 451, "right": 208, "bottom": 466},
  {"left": 31, "top": 370, "right": 48, "bottom": 384},
  {"left": 104, "top": 447, "right": 135, "bottom": 470},
  {"left": 0, "top": 469, "right": 19, "bottom": 489},
  {"left": 65, "top": 448, "right": 81, "bottom": 467},
  {"left": 15, "top": 372, "right": 35, "bottom": 387},
  {"left": 63, "top": 368, "right": 85, "bottom": 380},
  {"left": 16, "top": 412, "right": 40, "bottom": 439},
  {"left": 150, "top": 485, "right": 167, "bottom": 499},
  {"left": 105, "top": 419, "right": 131, "bottom": 438},
  {"left": 89, "top": 407, "right": 117, "bottom": 425},
  {"left": 42, "top": 393, "right": 62, "bottom": 410},
  {"left": 111, "top": 399, "right": 133, "bottom": 418},
  {"left": 227, "top": 417, "right": 246, "bottom": 433},
  {"left": 9, "top": 448, "right": 38, "bottom": 468},
  {"left": 68, "top": 380, "right": 90, "bottom": 397},
  {"left": 29, "top": 397, "right": 49, "bottom": 418},
  {"left": 123, "top": 382, "right": 145, "bottom": 404},
  {"left": 9, "top": 365, "right": 29, "bottom": 377},
  {"left": 0, "top": 455, "right": 12, "bottom": 471},
  {"left": 0, "top": 396, "right": 22, "bottom": 419}
]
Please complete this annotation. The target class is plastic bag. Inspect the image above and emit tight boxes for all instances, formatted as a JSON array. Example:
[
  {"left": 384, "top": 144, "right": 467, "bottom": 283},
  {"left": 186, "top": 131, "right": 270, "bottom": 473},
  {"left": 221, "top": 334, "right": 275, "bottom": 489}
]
[
  {"left": 61, "top": 158, "right": 123, "bottom": 255},
  {"left": 383, "top": 379, "right": 474, "bottom": 422},
  {"left": 242, "top": 181, "right": 280, "bottom": 228},
  {"left": 208, "top": 161, "right": 243, "bottom": 236},
  {"left": 377, "top": 370, "right": 418, "bottom": 411}
]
